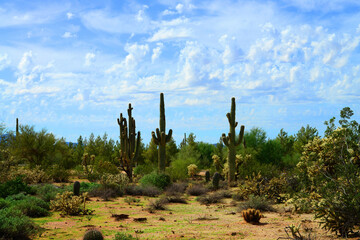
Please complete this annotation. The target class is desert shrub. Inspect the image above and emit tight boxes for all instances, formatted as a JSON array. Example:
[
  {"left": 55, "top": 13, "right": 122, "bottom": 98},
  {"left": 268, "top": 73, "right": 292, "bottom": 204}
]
[
  {"left": 165, "top": 195, "right": 187, "bottom": 204},
  {"left": 7, "top": 166, "right": 51, "bottom": 184},
  {"left": 0, "top": 208, "right": 41, "bottom": 239},
  {"left": 83, "top": 228, "right": 104, "bottom": 240},
  {"left": 34, "top": 184, "right": 64, "bottom": 202},
  {"left": 167, "top": 145, "right": 200, "bottom": 181},
  {"left": 133, "top": 164, "right": 155, "bottom": 177},
  {"left": 286, "top": 192, "right": 320, "bottom": 214},
  {"left": 186, "top": 184, "right": 208, "bottom": 196},
  {"left": 124, "top": 196, "right": 140, "bottom": 205},
  {"left": 48, "top": 165, "right": 70, "bottom": 182},
  {"left": 88, "top": 187, "right": 118, "bottom": 201},
  {"left": 237, "top": 195, "right": 275, "bottom": 212},
  {"left": 97, "top": 173, "right": 129, "bottom": 198},
  {"left": 125, "top": 184, "right": 161, "bottom": 197},
  {"left": 165, "top": 182, "right": 188, "bottom": 196},
  {"left": 6, "top": 194, "right": 50, "bottom": 217},
  {"left": 216, "top": 190, "right": 232, "bottom": 198},
  {"left": 0, "top": 198, "right": 10, "bottom": 209},
  {"left": 148, "top": 198, "right": 168, "bottom": 211},
  {"left": 139, "top": 172, "right": 170, "bottom": 190},
  {"left": 0, "top": 176, "right": 33, "bottom": 198},
  {"left": 196, "top": 192, "right": 224, "bottom": 205},
  {"left": 114, "top": 232, "right": 139, "bottom": 240},
  {"left": 50, "top": 191, "right": 91, "bottom": 216},
  {"left": 64, "top": 182, "right": 101, "bottom": 195},
  {"left": 242, "top": 208, "right": 262, "bottom": 224},
  {"left": 297, "top": 123, "right": 360, "bottom": 237}
]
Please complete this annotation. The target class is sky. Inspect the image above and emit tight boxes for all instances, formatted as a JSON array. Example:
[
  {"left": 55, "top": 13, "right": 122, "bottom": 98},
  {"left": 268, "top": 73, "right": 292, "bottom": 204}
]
[{"left": 0, "top": 0, "right": 360, "bottom": 145}]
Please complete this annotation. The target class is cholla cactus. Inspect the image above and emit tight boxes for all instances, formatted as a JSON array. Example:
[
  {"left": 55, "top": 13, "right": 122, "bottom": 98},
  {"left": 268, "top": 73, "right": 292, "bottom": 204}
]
[
  {"left": 187, "top": 164, "right": 199, "bottom": 178},
  {"left": 212, "top": 154, "right": 222, "bottom": 172}
]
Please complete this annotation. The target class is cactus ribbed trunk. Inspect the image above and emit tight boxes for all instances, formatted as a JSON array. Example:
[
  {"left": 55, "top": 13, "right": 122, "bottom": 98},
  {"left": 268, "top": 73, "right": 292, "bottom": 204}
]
[
  {"left": 16, "top": 118, "right": 19, "bottom": 137},
  {"left": 222, "top": 97, "right": 245, "bottom": 184},
  {"left": 152, "top": 93, "right": 172, "bottom": 173},
  {"left": 117, "top": 103, "right": 141, "bottom": 182}
]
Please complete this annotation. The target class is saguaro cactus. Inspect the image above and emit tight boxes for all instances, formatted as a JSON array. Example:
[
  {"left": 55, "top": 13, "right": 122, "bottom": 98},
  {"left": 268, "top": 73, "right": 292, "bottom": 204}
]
[
  {"left": 152, "top": 93, "right": 173, "bottom": 173},
  {"left": 117, "top": 103, "right": 141, "bottom": 182},
  {"left": 222, "top": 97, "right": 245, "bottom": 183},
  {"left": 16, "top": 118, "right": 19, "bottom": 136}
]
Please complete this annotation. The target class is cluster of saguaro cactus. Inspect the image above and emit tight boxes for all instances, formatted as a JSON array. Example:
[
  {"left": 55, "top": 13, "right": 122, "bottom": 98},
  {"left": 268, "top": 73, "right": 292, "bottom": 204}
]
[
  {"left": 222, "top": 97, "right": 245, "bottom": 184},
  {"left": 152, "top": 93, "right": 173, "bottom": 173},
  {"left": 117, "top": 103, "right": 141, "bottom": 182}
]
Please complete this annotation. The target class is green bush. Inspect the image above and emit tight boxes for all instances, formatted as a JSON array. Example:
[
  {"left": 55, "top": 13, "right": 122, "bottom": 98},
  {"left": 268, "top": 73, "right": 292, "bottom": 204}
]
[
  {"left": 167, "top": 145, "right": 200, "bottom": 181},
  {"left": 114, "top": 232, "right": 139, "bottom": 240},
  {"left": 237, "top": 195, "right": 275, "bottom": 212},
  {"left": 0, "top": 208, "right": 41, "bottom": 239},
  {"left": 34, "top": 184, "right": 64, "bottom": 202},
  {"left": 139, "top": 172, "right": 170, "bottom": 190},
  {"left": 6, "top": 194, "right": 50, "bottom": 217},
  {"left": 0, "top": 177, "right": 33, "bottom": 198},
  {"left": 0, "top": 198, "right": 10, "bottom": 209}
]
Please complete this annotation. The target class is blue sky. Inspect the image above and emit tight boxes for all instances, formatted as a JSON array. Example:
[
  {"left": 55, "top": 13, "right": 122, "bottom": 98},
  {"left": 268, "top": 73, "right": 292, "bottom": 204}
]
[{"left": 0, "top": 0, "right": 360, "bottom": 145}]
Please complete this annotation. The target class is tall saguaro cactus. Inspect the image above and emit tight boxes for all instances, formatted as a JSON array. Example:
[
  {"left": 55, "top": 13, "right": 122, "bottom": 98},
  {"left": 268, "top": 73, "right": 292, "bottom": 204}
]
[
  {"left": 152, "top": 93, "right": 173, "bottom": 173},
  {"left": 222, "top": 97, "right": 245, "bottom": 183},
  {"left": 117, "top": 103, "right": 141, "bottom": 182}
]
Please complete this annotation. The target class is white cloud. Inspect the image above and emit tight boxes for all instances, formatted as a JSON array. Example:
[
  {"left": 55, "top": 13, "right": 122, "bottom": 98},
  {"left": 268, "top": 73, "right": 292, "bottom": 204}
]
[
  {"left": 62, "top": 32, "right": 76, "bottom": 38},
  {"left": 84, "top": 53, "right": 95, "bottom": 66},
  {"left": 151, "top": 43, "right": 163, "bottom": 62},
  {"left": 0, "top": 54, "right": 11, "bottom": 71},
  {"left": 148, "top": 27, "right": 191, "bottom": 42},
  {"left": 67, "top": 12, "right": 74, "bottom": 19},
  {"left": 18, "top": 51, "right": 33, "bottom": 73}
]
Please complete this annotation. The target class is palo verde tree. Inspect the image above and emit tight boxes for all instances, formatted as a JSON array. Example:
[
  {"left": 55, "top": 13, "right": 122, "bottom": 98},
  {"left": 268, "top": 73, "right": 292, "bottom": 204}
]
[
  {"left": 222, "top": 97, "right": 245, "bottom": 183},
  {"left": 152, "top": 93, "right": 173, "bottom": 173},
  {"left": 117, "top": 103, "right": 141, "bottom": 182}
]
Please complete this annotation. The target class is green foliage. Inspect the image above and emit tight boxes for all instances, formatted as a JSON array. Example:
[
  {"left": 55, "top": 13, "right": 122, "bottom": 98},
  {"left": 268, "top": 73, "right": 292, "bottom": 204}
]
[
  {"left": 114, "top": 232, "right": 139, "bottom": 240},
  {"left": 237, "top": 195, "right": 275, "bottom": 212},
  {"left": 293, "top": 124, "right": 318, "bottom": 154},
  {"left": 34, "top": 184, "right": 64, "bottom": 202},
  {"left": 0, "top": 176, "right": 33, "bottom": 198},
  {"left": 296, "top": 108, "right": 360, "bottom": 237},
  {"left": 48, "top": 164, "right": 70, "bottom": 182},
  {"left": 6, "top": 194, "right": 50, "bottom": 217},
  {"left": 257, "top": 139, "right": 283, "bottom": 165},
  {"left": 196, "top": 141, "right": 215, "bottom": 169},
  {"left": 244, "top": 127, "right": 267, "bottom": 149},
  {"left": 100, "top": 173, "right": 129, "bottom": 196},
  {"left": 83, "top": 228, "right": 104, "bottom": 240},
  {"left": 167, "top": 145, "right": 200, "bottom": 181},
  {"left": 0, "top": 208, "right": 41, "bottom": 239},
  {"left": 133, "top": 162, "right": 155, "bottom": 177},
  {"left": 139, "top": 172, "right": 170, "bottom": 190}
]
